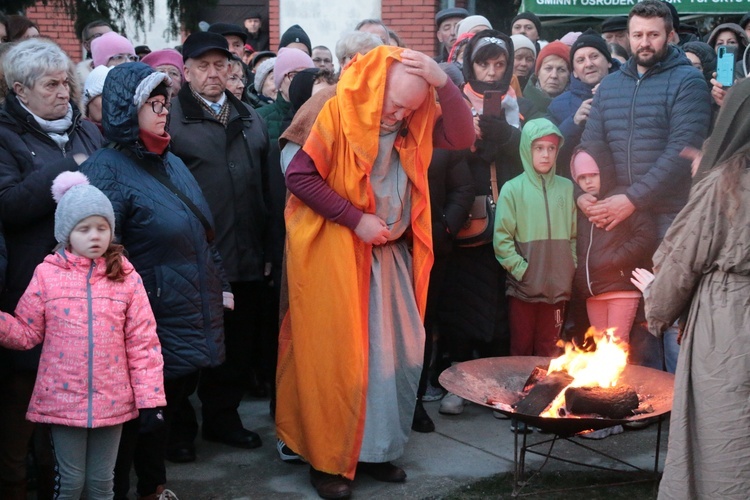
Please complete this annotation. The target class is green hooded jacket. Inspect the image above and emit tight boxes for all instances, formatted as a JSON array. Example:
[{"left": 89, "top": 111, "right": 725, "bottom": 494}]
[{"left": 493, "top": 118, "right": 576, "bottom": 303}]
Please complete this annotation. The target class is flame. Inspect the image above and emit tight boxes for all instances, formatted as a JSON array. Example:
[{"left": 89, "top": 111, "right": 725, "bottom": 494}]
[{"left": 540, "top": 328, "right": 628, "bottom": 418}]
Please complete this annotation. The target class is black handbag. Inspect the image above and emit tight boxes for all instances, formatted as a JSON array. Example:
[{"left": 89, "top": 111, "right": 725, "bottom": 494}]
[{"left": 455, "top": 163, "right": 498, "bottom": 248}]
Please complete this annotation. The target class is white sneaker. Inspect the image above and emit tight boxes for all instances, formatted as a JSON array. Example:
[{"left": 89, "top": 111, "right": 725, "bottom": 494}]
[
  {"left": 277, "top": 438, "right": 305, "bottom": 463},
  {"left": 439, "top": 392, "right": 468, "bottom": 415},
  {"left": 157, "top": 488, "right": 179, "bottom": 500},
  {"left": 422, "top": 383, "right": 445, "bottom": 402}
]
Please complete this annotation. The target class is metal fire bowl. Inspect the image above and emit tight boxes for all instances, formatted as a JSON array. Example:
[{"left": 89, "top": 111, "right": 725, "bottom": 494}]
[{"left": 439, "top": 356, "right": 675, "bottom": 436}]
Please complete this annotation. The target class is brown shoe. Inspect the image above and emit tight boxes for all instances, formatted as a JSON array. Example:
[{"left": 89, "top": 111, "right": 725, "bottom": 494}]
[
  {"left": 309, "top": 466, "right": 352, "bottom": 499},
  {"left": 357, "top": 461, "right": 407, "bottom": 482}
]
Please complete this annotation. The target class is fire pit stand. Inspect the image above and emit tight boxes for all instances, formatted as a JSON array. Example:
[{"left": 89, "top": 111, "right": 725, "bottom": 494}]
[{"left": 439, "top": 356, "right": 675, "bottom": 497}]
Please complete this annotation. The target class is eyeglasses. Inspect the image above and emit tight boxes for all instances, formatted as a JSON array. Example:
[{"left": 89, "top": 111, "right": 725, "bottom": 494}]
[
  {"left": 312, "top": 57, "right": 332, "bottom": 64},
  {"left": 286, "top": 71, "right": 299, "bottom": 80},
  {"left": 146, "top": 100, "right": 171, "bottom": 114},
  {"left": 108, "top": 53, "right": 140, "bottom": 64}
]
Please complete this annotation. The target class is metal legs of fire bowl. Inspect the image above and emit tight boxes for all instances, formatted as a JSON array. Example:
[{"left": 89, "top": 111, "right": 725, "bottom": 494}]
[{"left": 510, "top": 415, "right": 665, "bottom": 497}]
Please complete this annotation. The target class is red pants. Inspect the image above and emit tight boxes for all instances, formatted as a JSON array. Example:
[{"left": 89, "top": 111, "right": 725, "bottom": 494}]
[{"left": 509, "top": 297, "right": 565, "bottom": 357}]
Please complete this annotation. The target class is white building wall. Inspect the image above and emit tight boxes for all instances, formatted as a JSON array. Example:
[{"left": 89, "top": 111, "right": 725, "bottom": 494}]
[
  {"left": 280, "top": 0, "right": 382, "bottom": 72},
  {"left": 123, "top": 1, "right": 179, "bottom": 51}
]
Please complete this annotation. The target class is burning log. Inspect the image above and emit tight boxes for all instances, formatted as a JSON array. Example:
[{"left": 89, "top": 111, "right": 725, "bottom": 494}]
[
  {"left": 522, "top": 365, "right": 548, "bottom": 392},
  {"left": 513, "top": 372, "right": 574, "bottom": 416},
  {"left": 565, "top": 385, "right": 639, "bottom": 419}
]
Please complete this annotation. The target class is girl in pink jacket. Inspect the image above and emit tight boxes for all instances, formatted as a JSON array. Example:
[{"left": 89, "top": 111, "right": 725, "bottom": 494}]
[{"left": 0, "top": 172, "right": 166, "bottom": 500}]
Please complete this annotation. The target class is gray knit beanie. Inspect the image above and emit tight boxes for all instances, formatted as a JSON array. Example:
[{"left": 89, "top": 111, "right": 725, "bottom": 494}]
[{"left": 52, "top": 171, "right": 116, "bottom": 246}]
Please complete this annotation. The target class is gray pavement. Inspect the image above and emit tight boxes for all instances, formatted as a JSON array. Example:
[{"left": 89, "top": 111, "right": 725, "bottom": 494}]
[{"left": 163, "top": 397, "right": 668, "bottom": 499}]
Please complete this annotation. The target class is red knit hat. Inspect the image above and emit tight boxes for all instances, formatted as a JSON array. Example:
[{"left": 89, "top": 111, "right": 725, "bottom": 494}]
[{"left": 535, "top": 41, "right": 571, "bottom": 74}]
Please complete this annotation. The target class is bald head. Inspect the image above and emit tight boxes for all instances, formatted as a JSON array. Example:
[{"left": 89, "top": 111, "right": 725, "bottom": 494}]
[{"left": 380, "top": 61, "right": 430, "bottom": 133}]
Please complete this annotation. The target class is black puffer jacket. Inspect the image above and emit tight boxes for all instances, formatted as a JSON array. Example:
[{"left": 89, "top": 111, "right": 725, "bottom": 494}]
[
  {"left": 0, "top": 95, "right": 102, "bottom": 371},
  {"left": 581, "top": 45, "right": 711, "bottom": 215},
  {"left": 81, "top": 63, "right": 226, "bottom": 379},
  {"left": 429, "top": 149, "right": 474, "bottom": 258},
  {"left": 572, "top": 144, "right": 658, "bottom": 298}
]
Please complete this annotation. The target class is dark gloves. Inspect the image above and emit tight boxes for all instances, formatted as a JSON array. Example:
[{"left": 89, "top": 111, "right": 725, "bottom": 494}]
[
  {"left": 478, "top": 113, "right": 514, "bottom": 145},
  {"left": 138, "top": 407, "right": 165, "bottom": 434}
]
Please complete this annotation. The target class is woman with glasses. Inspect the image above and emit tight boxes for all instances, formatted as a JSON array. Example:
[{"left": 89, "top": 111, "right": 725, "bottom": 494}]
[
  {"left": 79, "top": 62, "right": 227, "bottom": 500},
  {"left": 90, "top": 31, "right": 138, "bottom": 68},
  {"left": 142, "top": 48, "right": 184, "bottom": 92},
  {"left": 226, "top": 56, "right": 247, "bottom": 100}
]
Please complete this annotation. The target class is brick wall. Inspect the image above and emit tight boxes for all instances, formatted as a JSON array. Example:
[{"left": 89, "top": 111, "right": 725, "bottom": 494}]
[
  {"left": 26, "top": 2, "right": 82, "bottom": 62},
  {"left": 381, "top": 0, "right": 439, "bottom": 54},
  {"left": 268, "top": 0, "right": 280, "bottom": 51}
]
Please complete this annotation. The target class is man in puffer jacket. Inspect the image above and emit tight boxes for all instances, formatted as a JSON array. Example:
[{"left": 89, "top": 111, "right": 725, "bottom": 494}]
[
  {"left": 580, "top": 0, "right": 711, "bottom": 240},
  {"left": 580, "top": 0, "right": 712, "bottom": 374}
]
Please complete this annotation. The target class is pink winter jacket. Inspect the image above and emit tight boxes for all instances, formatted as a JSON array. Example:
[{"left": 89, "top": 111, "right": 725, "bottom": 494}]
[{"left": 0, "top": 250, "right": 166, "bottom": 428}]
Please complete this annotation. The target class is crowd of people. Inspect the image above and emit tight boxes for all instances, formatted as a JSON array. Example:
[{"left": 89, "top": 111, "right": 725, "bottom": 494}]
[{"left": 0, "top": 1, "right": 748, "bottom": 499}]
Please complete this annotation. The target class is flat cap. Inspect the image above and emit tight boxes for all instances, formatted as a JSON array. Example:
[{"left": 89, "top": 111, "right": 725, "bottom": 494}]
[{"left": 436, "top": 7, "right": 469, "bottom": 27}]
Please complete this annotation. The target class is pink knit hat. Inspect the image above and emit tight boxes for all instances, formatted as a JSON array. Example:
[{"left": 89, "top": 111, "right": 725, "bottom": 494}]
[
  {"left": 91, "top": 32, "right": 136, "bottom": 67},
  {"left": 141, "top": 49, "right": 185, "bottom": 79},
  {"left": 273, "top": 47, "right": 315, "bottom": 89},
  {"left": 536, "top": 40, "right": 571, "bottom": 74},
  {"left": 570, "top": 150, "right": 600, "bottom": 182}
]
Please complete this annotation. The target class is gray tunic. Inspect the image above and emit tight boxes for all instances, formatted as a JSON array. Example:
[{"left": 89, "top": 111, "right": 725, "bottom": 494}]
[{"left": 358, "top": 131, "right": 425, "bottom": 462}]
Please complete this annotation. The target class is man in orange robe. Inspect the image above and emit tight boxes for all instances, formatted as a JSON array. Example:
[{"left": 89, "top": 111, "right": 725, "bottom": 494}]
[{"left": 277, "top": 45, "right": 474, "bottom": 499}]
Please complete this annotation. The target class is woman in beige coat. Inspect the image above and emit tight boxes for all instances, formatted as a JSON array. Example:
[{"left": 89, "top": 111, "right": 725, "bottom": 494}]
[{"left": 643, "top": 77, "right": 750, "bottom": 500}]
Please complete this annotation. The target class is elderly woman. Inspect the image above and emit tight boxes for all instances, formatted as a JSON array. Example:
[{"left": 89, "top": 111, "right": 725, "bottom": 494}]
[
  {"left": 523, "top": 40, "right": 570, "bottom": 114},
  {"left": 91, "top": 31, "right": 137, "bottom": 68},
  {"left": 141, "top": 48, "right": 184, "bottom": 92},
  {"left": 0, "top": 37, "right": 102, "bottom": 499},
  {"left": 79, "top": 62, "right": 227, "bottom": 500},
  {"left": 510, "top": 34, "right": 536, "bottom": 90}
]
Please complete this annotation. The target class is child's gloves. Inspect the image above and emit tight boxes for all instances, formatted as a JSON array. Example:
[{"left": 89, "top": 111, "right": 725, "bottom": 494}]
[{"left": 138, "top": 407, "right": 165, "bottom": 434}]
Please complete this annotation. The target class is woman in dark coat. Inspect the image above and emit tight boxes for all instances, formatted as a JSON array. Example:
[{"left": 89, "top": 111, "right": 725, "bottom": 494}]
[
  {"left": 437, "top": 30, "right": 528, "bottom": 414},
  {"left": 80, "top": 62, "right": 227, "bottom": 499},
  {"left": 0, "top": 38, "right": 102, "bottom": 499}
]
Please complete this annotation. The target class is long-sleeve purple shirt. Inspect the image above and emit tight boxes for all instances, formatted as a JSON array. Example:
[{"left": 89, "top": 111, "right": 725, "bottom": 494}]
[{"left": 285, "top": 78, "right": 474, "bottom": 230}]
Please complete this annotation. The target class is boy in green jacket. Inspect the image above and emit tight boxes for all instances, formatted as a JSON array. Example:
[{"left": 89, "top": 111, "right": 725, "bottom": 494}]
[{"left": 493, "top": 118, "right": 576, "bottom": 358}]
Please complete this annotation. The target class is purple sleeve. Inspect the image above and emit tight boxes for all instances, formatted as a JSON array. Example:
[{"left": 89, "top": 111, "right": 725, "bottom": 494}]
[
  {"left": 433, "top": 78, "right": 475, "bottom": 150},
  {"left": 285, "top": 148, "right": 363, "bottom": 231}
]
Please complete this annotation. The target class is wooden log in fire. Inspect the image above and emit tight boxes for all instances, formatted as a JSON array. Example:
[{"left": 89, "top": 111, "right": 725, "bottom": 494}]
[
  {"left": 513, "top": 372, "right": 574, "bottom": 416},
  {"left": 565, "top": 385, "right": 639, "bottom": 419}
]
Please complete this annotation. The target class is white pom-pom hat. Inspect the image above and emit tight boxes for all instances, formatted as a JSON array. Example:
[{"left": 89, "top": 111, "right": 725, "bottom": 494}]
[{"left": 52, "top": 171, "right": 116, "bottom": 246}]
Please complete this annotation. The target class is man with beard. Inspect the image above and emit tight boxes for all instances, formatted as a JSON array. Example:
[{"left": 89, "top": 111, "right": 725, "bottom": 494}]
[{"left": 580, "top": 0, "right": 711, "bottom": 374}]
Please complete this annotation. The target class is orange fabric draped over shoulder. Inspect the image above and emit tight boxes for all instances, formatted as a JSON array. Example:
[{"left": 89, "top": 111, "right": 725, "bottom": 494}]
[{"left": 276, "top": 45, "right": 436, "bottom": 480}]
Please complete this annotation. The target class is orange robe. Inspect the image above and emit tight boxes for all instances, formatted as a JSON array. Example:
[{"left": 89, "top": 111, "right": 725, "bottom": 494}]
[{"left": 276, "top": 46, "right": 436, "bottom": 479}]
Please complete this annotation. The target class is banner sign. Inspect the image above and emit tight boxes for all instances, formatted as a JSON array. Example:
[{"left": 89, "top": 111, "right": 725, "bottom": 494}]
[{"left": 522, "top": 0, "right": 748, "bottom": 17}]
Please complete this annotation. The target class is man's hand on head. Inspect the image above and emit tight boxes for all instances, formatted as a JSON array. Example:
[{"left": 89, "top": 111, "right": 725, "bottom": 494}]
[
  {"left": 400, "top": 49, "right": 448, "bottom": 88},
  {"left": 587, "top": 194, "right": 635, "bottom": 231}
]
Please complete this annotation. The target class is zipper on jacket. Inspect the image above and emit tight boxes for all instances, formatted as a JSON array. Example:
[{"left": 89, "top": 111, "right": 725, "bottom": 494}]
[
  {"left": 541, "top": 176, "right": 552, "bottom": 240},
  {"left": 86, "top": 261, "right": 95, "bottom": 428},
  {"left": 585, "top": 223, "right": 594, "bottom": 296},
  {"left": 626, "top": 79, "right": 641, "bottom": 186}
]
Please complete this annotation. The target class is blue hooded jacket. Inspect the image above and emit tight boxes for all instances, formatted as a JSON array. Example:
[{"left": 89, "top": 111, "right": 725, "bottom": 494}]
[{"left": 80, "top": 63, "right": 227, "bottom": 379}]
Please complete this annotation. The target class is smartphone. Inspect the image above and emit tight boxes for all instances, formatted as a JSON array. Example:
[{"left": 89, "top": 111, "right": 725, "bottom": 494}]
[
  {"left": 483, "top": 90, "right": 504, "bottom": 117},
  {"left": 716, "top": 45, "right": 735, "bottom": 87}
]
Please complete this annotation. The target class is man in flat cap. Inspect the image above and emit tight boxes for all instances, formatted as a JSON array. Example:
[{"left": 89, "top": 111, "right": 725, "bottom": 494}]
[
  {"left": 601, "top": 16, "right": 630, "bottom": 54},
  {"left": 434, "top": 7, "right": 469, "bottom": 62}
]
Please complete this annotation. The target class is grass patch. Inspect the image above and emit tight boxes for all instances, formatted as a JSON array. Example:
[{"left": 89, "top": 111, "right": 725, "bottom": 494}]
[{"left": 440, "top": 470, "right": 659, "bottom": 499}]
